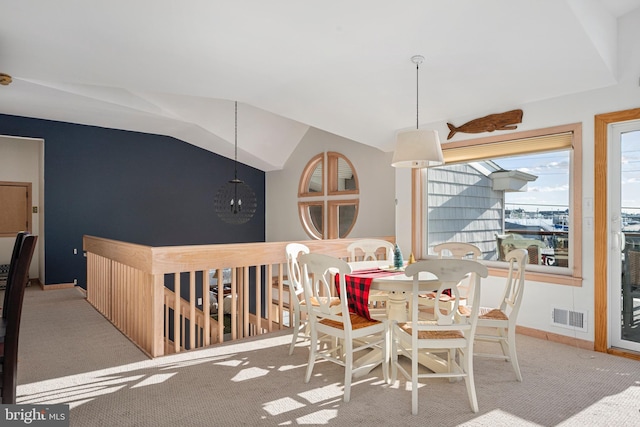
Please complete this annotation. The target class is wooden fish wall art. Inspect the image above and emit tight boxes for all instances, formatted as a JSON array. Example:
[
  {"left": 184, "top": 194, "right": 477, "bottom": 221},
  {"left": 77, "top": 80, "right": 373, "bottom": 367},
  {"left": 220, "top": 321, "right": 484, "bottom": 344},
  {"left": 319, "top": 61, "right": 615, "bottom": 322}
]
[
  {"left": 446, "top": 109, "right": 523, "bottom": 140},
  {"left": 0, "top": 73, "right": 12, "bottom": 86}
]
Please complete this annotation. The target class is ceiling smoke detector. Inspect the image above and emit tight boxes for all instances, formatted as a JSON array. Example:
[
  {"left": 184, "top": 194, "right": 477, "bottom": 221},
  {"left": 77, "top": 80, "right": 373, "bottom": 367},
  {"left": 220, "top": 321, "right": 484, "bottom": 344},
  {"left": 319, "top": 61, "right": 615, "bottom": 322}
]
[{"left": 0, "top": 73, "right": 12, "bottom": 86}]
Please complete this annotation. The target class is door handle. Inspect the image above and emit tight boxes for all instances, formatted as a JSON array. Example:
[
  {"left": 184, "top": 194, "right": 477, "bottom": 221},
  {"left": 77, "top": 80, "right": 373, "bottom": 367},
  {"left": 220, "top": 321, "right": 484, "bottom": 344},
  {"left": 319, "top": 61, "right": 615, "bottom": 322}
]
[{"left": 614, "top": 231, "right": 626, "bottom": 251}]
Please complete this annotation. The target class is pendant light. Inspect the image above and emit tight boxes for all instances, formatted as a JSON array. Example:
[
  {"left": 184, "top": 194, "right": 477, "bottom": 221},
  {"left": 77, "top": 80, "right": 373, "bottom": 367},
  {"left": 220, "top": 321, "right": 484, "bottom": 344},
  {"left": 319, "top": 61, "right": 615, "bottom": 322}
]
[
  {"left": 214, "top": 101, "right": 257, "bottom": 224},
  {"left": 391, "top": 55, "right": 444, "bottom": 168}
]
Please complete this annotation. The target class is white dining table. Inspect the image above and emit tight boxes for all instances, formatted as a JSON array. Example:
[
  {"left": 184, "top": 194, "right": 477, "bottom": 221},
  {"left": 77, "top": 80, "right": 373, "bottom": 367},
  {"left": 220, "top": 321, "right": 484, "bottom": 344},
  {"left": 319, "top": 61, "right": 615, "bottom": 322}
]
[{"left": 347, "top": 260, "right": 450, "bottom": 377}]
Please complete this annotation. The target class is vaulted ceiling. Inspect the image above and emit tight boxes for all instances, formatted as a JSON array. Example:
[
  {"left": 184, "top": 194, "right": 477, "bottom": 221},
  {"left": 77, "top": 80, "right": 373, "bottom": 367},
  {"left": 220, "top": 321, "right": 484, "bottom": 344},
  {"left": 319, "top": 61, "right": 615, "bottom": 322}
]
[{"left": 1, "top": 0, "right": 639, "bottom": 171}]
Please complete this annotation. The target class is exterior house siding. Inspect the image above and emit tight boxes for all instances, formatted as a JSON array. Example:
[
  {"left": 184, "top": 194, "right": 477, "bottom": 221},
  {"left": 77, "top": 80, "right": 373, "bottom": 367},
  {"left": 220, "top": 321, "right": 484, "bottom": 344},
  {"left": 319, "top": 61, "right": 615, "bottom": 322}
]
[{"left": 427, "top": 163, "right": 504, "bottom": 260}]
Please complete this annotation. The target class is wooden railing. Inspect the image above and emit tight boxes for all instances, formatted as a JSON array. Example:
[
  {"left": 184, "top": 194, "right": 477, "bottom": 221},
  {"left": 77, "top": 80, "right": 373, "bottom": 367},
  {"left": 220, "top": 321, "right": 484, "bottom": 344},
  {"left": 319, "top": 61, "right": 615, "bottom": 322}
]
[{"left": 84, "top": 235, "right": 394, "bottom": 358}]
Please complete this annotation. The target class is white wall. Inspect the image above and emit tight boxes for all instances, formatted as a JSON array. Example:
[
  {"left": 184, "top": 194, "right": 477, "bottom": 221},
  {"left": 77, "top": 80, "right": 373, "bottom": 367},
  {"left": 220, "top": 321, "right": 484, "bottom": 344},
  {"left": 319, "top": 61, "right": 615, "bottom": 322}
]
[
  {"left": 396, "top": 8, "right": 640, "bottom": 343},
  {"left": 0, "top": 135, "right": 44, "bottom": 282},
  {"left": 266, "top": 127, "right": 395, "bottom": 242}
]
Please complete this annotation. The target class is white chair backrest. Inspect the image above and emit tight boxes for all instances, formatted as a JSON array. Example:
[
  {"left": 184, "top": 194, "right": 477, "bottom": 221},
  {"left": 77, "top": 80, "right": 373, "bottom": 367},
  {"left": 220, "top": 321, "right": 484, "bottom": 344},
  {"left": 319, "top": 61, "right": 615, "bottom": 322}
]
[
  {"left": 286, "top": 243, "right": 310, "bottom": 297},
  {"left": 347, "top": 239, "right": 394, "bottom": 262},
  {"left": 433, "top": 242, "right": 481, "bottom": 260},
  {"left": 298, "top": 253, "right": 351, "bottom": 322},
  {"left": 433, "top": 242, "right": 481, "bottom": 299},
  {"left": 501, "top": 248, "right": 528, "bottom": 317},
  {"left": 405, "top": 259, "right": 488, "bottom": 329}
]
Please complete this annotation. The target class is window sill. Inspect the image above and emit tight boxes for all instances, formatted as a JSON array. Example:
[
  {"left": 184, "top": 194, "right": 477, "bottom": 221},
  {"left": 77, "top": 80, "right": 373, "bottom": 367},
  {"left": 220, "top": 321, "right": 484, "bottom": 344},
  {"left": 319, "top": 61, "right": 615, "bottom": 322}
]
[{"left": 487, "top": 266, "right": 582, "bottom": 287}]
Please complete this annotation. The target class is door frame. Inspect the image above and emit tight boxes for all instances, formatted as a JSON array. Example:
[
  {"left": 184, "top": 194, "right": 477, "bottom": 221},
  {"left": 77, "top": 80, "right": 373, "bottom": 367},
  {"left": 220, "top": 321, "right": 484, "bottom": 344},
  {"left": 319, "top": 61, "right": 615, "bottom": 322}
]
[{"left": 594, "top": 107, "right": 640, "bottom": 356}]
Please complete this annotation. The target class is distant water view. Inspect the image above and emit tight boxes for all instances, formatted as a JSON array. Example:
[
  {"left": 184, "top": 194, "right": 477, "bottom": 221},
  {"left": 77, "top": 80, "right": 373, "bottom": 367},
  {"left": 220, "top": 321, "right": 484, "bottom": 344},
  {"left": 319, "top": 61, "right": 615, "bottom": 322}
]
[{"left": 498, "top": 150, "right": 572, "bottom": 267}]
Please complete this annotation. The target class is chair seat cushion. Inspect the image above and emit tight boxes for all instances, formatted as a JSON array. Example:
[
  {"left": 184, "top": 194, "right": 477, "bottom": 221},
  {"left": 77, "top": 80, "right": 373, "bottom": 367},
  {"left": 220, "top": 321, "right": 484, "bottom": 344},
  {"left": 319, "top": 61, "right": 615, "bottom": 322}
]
[
  {"left": 398, "top": 322, "right": 464, "bottom": 339},
  {"left": 320, "top": 313, "right": 381, "bottom": 330},
  {"left": 458, "top": 305, "right": 492, "bottom": 317},
  {"left": 479, "top": 308, "right": 508, "bottom": 320},
  {"left": 418, "top": 292, "right": 452, "bottom": 301},
  {"left": 301, "top": 296, "right": 340, "bottom": 307}
]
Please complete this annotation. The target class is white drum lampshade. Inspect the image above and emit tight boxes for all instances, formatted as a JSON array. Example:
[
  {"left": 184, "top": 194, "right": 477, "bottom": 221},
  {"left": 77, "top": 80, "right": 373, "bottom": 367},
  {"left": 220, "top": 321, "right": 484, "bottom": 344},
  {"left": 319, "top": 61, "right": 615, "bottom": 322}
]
[{"left": 391, "top": 129, "right": 443, "bottom": 168}]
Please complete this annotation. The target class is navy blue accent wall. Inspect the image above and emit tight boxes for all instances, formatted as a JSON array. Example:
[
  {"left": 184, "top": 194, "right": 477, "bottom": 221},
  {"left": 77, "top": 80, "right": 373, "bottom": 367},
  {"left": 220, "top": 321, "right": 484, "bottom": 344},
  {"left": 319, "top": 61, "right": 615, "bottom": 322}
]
[{"left": 0, "top": 114, "right": 265, "bottom": 287}]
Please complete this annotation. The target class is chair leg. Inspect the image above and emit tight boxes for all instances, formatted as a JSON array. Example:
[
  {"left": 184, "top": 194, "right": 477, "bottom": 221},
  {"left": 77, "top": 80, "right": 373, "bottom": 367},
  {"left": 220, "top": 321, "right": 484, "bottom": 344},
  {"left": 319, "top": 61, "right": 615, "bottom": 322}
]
[
  {"left": 411, "top": 346, "right": 419, "bottom": 415},
  {"left": 391, "top": 329, "right": 398, "bottom": 383},
  {"left": 448, "top": 348, "right": 457, "bottom": 382},
  {"left": 498, "top": 328, "right": 509, "bottom": 359},
  {"left": 343, "top": 339, "right": 353, "bottom": 403},
  {"left": 304, "top": 327, "right": 317, "bottom": 383},
  {"left": 462, "top": 348, "right": 479, "bottom": 413},
  {"left": 382, "top": 329, "right": 389, "bottom": 384},
  {"left": 289, "top": 310, "right": 300, "bottom": 355},
  {"left": 507, "top": 327, "right": 522, "bottom": 381}
]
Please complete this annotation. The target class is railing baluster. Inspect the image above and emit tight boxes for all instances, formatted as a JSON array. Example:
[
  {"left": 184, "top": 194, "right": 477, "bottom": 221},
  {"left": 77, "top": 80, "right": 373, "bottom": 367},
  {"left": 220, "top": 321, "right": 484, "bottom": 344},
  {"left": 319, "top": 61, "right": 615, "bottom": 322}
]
[
  {"left": 216, "top": 269, "right": 224, "bottom": 343},
  {"left": 267, "top": 264, "right": 273, "bottom": 332},
  {"left": 203, "top": 268, "right": 210, "bottom": 346},
  {"left": 255, "top": 264, "right": 262, "bottom": 335},
  {"left": 173, "top": 272, "right": 180, "bottom": 353},
  {"left": 243, "top": 266, "right": 249, "bottom": 337},
  {"left": 231, "top": 268, "right": 237, "bottom": 341}
]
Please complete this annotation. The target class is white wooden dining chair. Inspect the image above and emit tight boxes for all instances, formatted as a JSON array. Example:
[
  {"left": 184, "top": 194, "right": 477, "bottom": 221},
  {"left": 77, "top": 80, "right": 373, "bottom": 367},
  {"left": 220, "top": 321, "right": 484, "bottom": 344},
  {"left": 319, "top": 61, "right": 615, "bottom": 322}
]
[
  {"left": 298, "top": 252, "right": 389, "bottom": 403},
  {"left": 466, "top": 248, "right": 528, "bottom": 381},
  {"left": 391, "top": 259, "right": 488, "bottom": 415},
  {"left": 347, "top": 239, "right": 394, "bottom": 319},
  {"left": 417, "top": 242, "right": 482, "bottom": 317},
  {"left": 347, "top": 239, "right": 394, "bottom": 262},
  {"left": 285, "top": 243, "right": 311, "bottom": 355}
]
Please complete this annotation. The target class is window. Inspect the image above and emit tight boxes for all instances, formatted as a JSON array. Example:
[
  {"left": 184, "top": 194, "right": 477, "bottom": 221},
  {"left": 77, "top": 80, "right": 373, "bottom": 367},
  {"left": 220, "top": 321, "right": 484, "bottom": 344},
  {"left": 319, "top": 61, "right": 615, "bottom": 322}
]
[
  {"left": 298, "top": 152, "right": 359, "bottom": 239},
  {"left": 419, "top": 123, "right": 582, "bottom": 286}
]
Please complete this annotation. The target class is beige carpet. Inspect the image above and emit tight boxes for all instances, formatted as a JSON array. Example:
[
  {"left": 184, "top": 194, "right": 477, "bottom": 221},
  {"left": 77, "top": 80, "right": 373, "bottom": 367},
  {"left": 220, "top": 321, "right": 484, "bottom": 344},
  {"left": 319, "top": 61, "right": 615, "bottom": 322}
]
[{"left": 9, "top": 286, "right": 640, "bottom": 426}]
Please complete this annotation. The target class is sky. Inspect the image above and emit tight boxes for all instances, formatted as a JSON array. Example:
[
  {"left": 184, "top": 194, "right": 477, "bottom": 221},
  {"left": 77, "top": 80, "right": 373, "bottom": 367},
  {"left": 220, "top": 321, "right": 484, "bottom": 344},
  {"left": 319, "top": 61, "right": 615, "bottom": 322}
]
[
  {"left": 495, "top": 128, "right": 640, "bottom": 217},
  {"left": 496, "top": 151, "right": 570, "bottom": 214},
  {"left": 621, "top": 129, "right": 640, "bottom": 215}
]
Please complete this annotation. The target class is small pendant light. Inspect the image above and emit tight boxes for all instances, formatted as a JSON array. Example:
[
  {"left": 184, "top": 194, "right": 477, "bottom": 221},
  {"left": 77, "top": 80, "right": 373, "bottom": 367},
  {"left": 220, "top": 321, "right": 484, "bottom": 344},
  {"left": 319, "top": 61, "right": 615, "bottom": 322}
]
[{"left": 214, "top": 101, "right": 257, "bottom": 224}]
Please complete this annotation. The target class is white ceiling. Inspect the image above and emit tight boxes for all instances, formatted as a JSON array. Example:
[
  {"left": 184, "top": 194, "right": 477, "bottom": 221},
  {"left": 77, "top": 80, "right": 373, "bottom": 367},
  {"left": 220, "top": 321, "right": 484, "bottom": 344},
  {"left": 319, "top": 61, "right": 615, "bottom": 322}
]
[{"left": 1, "top": 0, "right": 639, "bottom": 171}]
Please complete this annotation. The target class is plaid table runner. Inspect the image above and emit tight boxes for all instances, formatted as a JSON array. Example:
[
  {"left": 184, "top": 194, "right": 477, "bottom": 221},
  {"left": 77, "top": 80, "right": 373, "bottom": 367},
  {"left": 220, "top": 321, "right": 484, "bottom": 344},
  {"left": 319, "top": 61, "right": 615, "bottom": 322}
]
[{"left": 335, "top": 268, "right": 403, "bottom": 320}]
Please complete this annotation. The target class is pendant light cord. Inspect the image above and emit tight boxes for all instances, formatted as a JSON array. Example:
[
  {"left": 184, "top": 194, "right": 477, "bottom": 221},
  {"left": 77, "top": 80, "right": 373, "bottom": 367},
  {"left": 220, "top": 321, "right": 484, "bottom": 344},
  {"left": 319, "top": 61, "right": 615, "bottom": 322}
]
[
  {"left": 415, "top": 60, "right": 420, "bottom": 130},
  {"left": 234, "top": 101, "right": 238, "bottom": 180}
]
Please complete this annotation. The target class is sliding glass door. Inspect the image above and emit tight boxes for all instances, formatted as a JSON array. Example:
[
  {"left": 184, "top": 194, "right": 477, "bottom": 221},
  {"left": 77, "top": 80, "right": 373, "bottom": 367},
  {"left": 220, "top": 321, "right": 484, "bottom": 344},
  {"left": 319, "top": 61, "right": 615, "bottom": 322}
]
[{"left": 609, "top": 121, "right": 640, "bottom": 352}]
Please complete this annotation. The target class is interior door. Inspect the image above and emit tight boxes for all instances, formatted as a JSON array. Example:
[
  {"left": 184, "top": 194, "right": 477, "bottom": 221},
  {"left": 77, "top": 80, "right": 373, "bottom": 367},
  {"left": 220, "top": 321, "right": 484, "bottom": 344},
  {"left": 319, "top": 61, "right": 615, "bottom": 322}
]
[
  {"left": 0, "top": 182, "right": 31, "bottom": 237},
  {"left": 609, "top": 121, "right": 640, "bottom": 352}
]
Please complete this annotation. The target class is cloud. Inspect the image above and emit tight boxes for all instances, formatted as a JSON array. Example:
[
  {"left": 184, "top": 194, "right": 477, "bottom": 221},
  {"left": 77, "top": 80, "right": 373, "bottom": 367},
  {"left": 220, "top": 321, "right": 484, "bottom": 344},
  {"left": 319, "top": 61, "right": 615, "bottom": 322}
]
[
  {"left": 519, "top": 160, "right": 569, "bottom": 174},
  {"left": 529, "top": 184, "right": 569, "bottom": 193}
]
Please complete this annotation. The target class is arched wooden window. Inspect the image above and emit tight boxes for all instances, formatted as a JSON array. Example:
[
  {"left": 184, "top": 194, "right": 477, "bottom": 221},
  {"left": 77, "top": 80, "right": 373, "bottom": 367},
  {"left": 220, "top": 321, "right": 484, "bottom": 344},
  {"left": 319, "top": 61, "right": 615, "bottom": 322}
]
[{"left": 298, "top": 152, "right": 359, "bottom": 239}]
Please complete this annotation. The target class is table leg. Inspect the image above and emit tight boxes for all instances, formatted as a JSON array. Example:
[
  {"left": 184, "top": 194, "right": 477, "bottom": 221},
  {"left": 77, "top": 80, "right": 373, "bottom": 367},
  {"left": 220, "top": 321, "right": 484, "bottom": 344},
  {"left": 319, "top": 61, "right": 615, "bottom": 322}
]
[
  {"left": 387, "top": 291, "right": 408, "bottom": 323},
  {"left": 353, "top": 348, "right": 384, "bottom": 378}
]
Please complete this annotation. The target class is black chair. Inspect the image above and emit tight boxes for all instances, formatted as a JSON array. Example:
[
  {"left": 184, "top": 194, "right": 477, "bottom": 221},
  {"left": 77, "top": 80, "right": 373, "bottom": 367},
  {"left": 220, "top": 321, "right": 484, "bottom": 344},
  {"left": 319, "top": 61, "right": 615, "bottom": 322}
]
[
  {"left": 0, "top": 234, "right": 37, "bottom": 404},
  {"left": 0, "top": 232, "right": 28, "bottom": 339}
]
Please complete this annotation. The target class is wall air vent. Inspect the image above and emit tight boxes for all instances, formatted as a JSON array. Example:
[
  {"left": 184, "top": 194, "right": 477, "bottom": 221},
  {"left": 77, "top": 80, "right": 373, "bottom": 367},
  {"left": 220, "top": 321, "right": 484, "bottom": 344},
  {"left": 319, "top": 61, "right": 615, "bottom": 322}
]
[{"left": 551, "top": 307, "right": 587, "bottom": 332}]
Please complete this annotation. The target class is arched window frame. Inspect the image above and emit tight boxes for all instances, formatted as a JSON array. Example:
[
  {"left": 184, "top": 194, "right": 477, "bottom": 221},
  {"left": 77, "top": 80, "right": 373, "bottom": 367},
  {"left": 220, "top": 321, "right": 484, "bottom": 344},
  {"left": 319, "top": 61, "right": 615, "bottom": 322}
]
[{"left": 298, "top": 152, "right": 359, "bottom": 239}]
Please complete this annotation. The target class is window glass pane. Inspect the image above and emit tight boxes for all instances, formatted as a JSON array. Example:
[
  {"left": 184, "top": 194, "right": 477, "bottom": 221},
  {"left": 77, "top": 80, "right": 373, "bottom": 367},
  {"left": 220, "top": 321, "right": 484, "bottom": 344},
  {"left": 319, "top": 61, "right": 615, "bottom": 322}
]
[
  {"left": 622, "top": 131, "right": 640, "bottom": 232},
  {"left": 307, "top": 161, "right": 323, "bottom": 193},
  {"left": 337, "top": 157, "right": 356, "bottom": 191},
  {"left": 309, "top": 205, "right": 323, "bottom": 236},
  {"left": 338, "top": 204, "right": 357, "bottom": 238},
  {"left": 427, "top": 150, "right": 570, "bottom": 268}
]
